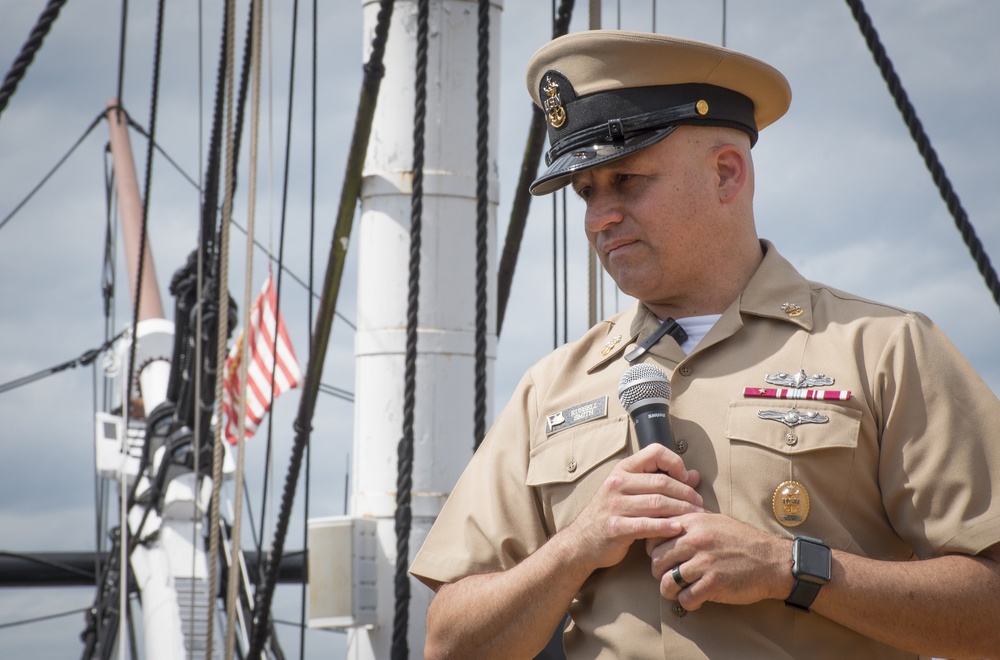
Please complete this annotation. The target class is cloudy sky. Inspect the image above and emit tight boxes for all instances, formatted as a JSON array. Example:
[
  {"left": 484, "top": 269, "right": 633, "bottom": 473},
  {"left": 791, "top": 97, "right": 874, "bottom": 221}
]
[{"left": 0, "top": 0, "right": 997, "bottom": 657}]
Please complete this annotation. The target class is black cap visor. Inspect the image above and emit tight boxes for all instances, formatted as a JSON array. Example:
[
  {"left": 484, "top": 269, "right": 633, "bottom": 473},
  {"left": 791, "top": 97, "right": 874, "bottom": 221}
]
[{"left": 529, "top": 126, "right": 678, "bottom": 196}]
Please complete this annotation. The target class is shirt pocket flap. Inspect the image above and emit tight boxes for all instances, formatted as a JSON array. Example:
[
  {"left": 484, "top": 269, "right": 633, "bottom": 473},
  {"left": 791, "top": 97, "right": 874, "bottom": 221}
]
[
  {"left": 526, "top": 415, "right": 630, "bottom": 486},
  {"left": 726, "top": 400, "right": 861, "bottom": 453}
]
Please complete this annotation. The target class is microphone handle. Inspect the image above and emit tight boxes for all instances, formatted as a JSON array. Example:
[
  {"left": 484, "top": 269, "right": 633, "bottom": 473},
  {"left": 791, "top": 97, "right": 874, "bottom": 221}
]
[{"left": 631, "top": 402, "right": 676, "bottom": 452}]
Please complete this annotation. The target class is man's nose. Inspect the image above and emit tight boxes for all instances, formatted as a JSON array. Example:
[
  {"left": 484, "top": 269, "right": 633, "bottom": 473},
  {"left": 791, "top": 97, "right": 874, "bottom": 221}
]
[{"left": 583, "top": 191, "right": 624, "bottom": 234}]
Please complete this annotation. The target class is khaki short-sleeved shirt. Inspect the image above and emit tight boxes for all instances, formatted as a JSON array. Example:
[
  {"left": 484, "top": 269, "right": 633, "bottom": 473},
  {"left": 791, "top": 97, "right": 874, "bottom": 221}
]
[{"left": 410, "top": 241, "right": 1000, "bottom": 658}]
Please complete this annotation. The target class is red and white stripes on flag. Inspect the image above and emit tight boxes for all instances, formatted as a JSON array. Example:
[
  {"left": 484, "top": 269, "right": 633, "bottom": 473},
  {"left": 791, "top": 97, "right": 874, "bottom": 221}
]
[{"left": 222, "top": 274, "right": 303, "bottom": 445}]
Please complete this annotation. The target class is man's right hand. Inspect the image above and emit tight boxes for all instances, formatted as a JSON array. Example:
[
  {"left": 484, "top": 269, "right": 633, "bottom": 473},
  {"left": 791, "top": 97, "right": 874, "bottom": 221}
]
[
  {"left": 561, "top": 443, "right": 704, "bottom": 573},
  {"left": 425, "top": 443, "right": 703, "bottom": 659}
]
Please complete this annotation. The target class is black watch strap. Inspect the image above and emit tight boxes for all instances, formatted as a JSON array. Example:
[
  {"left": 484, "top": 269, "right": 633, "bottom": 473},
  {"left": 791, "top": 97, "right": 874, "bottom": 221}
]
[
  {"left": 785, "top": 536, "right": 831, "bottom": 613},
  {"left": 785, "top": 578, "right": 822, "bottom": 612}
]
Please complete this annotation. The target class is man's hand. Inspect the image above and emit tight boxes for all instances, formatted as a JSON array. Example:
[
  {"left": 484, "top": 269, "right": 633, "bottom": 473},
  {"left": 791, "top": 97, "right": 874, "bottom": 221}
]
[
  {"left": 561, "top": 444, "right": 704, "bottom": 574},
  {"left": 424, "top": 443, "right": 704, "bottom": 659},
  {"left": 646, "top": 513, "right": 791, "bottom": 609}
]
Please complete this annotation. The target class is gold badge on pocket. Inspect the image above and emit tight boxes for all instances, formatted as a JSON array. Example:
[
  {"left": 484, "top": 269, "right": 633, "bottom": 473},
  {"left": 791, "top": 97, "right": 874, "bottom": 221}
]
[{"left": 772, "top": 480, "right": 810, "bottom": 527}]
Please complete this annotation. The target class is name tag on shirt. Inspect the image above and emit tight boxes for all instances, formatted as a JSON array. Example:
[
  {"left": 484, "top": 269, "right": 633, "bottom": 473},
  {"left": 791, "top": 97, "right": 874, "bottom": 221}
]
[{"left": 546, "top": 396, "right": 608, "bottom": 436}]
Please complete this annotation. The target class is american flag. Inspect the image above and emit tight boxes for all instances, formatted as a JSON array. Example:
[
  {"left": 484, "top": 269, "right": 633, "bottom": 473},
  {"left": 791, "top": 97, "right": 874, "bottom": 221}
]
[{"left": 222, "top": 274, "right": 303, "bottom": 445}]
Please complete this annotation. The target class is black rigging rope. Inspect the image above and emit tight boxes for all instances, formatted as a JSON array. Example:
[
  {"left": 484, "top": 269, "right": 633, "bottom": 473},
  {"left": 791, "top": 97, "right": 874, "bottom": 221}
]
[
  {"left": 472, "top": 0, "right": 490, "bottom": 449},
  {"left": 107, "top": 106, "right": 357, "bottom": 332},
  {"left": 496, "top": 0, "right": 575, "bottom": 335},
  {"left": 246, "top": 0, "right": 396, "bottom": 655},
  {"left": 845, "top": 0, "right": 1000, "bottom": 311},
  {"left": 0, "top": 0, "right": 68, "bottom": 123},
  {"left": 393, "top": 0, "right": 428, "bottom": 653},
  {"left": 257, "top": 0, "right": 301, "bottom": 614},
  {"left": 123, "top": 116, "right": 201, "bottom": 189},
  {"left": 194, "top": 3, "right": 235, "bottom": 657},
  {"left": 0, "top": 606, "right": 92, "bottom": 631},
  {"left": 301, "top": 1, "right": 321, "bottom": 653},
  {"left": 0, "top": 332, "right": 124, "bottom": 395},
  {"left": 82, "top": 3, "right": 130, "bottom": 651},
  {"left": 0, "top": 109, "right": 105, "bottom": 233},
  {"left": 97, "top": 157, "right": 116, "bottom": 577},
  {"left": 318, "top": 383, "right": 354, "bottom": 402},
  {"left": 122, "top": 0, "right": 164, "bottom": 464},
  {"left": 119, "top": 0, "right": 165, "bottom": 472},
  {"left": 115, "top": 0, "right": 128, "bottom": 107},
  {"left": 0, "top": 100, "right": 355, "bottom": 328}
]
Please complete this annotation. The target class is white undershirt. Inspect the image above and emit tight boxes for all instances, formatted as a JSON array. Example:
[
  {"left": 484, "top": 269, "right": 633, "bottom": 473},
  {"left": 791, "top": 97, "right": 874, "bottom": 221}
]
[{"left": 676, "top": 314, "right": 722, "bottom": 354}]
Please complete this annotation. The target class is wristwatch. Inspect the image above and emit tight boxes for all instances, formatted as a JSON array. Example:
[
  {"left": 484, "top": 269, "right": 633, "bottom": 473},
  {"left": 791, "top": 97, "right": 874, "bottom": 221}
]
[{"left": 785, "top": 535, "right": 831, "bottom": 612}]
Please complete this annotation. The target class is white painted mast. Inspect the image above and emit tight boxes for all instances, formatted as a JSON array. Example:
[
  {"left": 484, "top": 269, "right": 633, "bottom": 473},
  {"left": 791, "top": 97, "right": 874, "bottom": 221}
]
[
  {"left": 327, "top": 0, "right": 501, "bottom": 657},
  {"left": 100, "top": 100, "right": 224, "bottom": 659}
]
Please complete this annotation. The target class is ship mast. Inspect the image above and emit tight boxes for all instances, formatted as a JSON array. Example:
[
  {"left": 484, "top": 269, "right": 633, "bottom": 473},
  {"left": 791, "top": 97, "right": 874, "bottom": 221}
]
[
  {"left": 106, "top": 102, "right": 165, "bottom": 324},
  {"left": 97, "top": 100, "right": 225, "bottom": 659},
  {"left": 308, "top": 0, "right": 502, "bottom": 656},
  {"left": 352, "top": 0, "right": 501, "bottom": 654}
]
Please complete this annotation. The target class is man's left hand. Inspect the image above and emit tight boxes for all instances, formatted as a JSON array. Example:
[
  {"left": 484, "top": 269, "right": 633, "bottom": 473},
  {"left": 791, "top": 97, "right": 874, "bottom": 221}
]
[{"left": 646, "top": 512, "right": 792, "bottom": 609}]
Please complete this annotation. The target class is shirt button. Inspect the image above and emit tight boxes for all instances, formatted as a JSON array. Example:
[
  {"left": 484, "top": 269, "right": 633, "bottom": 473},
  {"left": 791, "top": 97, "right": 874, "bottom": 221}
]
[
  {"left": 567, "top": 460, "right": 577, "bottom": 473},
  {"left": 675, "top": 439, "right": 688, "bottom": 454},
  {"left": 785, "top": 432, "right": 798, "bottom": 446},
  {"left": 672, "top": 603, "right": 687, "bottom": 617},
  {"left": 679, "top": 366, "right": 693, "bottom": 377}
]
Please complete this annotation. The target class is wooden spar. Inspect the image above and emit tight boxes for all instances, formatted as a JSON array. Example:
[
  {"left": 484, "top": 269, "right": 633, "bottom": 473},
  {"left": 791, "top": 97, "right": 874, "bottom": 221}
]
[{"left": 105, "top": 98, "right": 165, "bottom": 321}]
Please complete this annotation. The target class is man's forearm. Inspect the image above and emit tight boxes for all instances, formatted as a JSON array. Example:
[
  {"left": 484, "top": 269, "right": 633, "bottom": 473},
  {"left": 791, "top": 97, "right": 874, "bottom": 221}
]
[
  {"left": 424, "top": 531, "right": 593, "bottom": 659},
  {"left": 423, "top": 444, "right": 698, "bottom": 658},
  {"left": 812, "top": 545, "right": 1000, "bottom": 658}
]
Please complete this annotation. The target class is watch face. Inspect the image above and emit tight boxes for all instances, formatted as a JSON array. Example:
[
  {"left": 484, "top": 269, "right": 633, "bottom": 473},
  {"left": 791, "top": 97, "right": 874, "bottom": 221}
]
[{"left": 794, "top": 538, "right": 831, "bottom": 583}]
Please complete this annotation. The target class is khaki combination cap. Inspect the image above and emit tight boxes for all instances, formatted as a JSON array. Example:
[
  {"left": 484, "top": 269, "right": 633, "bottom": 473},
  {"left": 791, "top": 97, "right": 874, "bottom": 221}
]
[{"left": 525, "top": 30, "right": 792, "bottom": 195}]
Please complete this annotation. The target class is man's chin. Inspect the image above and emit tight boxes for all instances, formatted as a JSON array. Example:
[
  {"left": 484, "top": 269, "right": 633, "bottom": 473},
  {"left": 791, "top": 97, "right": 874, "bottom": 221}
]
[{"left": 611, "top": 274, "right": 664, "bottom": 303}]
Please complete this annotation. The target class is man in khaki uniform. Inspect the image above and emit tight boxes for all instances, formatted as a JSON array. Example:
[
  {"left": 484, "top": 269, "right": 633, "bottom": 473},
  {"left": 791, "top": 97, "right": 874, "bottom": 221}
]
[{"left": 410, "top": 31, "right": 1000, "bottom": 658}]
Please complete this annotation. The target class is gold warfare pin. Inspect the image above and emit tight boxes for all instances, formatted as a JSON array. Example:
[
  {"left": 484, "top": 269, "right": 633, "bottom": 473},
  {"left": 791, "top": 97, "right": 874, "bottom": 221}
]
[{"left": 781, "top": 302, "right": 804, "bottom": 317}]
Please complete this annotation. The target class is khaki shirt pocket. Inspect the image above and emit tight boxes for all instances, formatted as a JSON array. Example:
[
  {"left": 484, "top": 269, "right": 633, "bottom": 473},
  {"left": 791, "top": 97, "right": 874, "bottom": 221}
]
[
  {"left": 526, "top": 415, "right": 631, "bottom": 535},
  {"left": 725, "top": 400, "right": 861, "bottom": 548}
]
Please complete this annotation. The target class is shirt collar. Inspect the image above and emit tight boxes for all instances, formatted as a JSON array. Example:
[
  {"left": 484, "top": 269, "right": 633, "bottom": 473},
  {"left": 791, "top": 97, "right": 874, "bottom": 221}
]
[
  {"left": 738, "top": 239, "right": 814, "bottom": 332},
  {"left": 584, "top": 239, "right": 812, "bottom": 372}
]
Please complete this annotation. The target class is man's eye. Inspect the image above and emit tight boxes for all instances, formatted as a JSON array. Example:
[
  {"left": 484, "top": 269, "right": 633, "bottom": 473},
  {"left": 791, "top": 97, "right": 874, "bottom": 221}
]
[
  {"left": 615, "top": 173, "right": 634, "bottom": 185},
  {"left": 574, "top": 186, "right": 591, "bottom": 200}
]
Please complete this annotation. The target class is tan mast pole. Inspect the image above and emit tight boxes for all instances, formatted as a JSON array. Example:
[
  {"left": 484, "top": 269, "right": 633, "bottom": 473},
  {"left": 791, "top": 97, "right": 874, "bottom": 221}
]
[{"left": 106, "top": 98, "right": 165, "bottom": 321}]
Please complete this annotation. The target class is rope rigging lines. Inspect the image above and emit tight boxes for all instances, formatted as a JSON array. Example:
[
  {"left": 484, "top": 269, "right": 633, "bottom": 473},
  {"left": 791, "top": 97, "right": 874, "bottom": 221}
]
[
  {"left": 0, "top": 332, "right": 125, "bottom": 395},
  {"left": 224, "top": 0, "right": 264, "bottom": 653},
  {"left": 391, "top": 0, "right": 427, "bottom": 652},
  {"left": 0, "top": 0, "right": 68, "bottom": 122},
  {"left": 247, "top": 0, "right": 397, "bottom": 655},
  {"left": 496, "top": 0, "right": 575, "bottom": 335},
  {"left": 845, "top": 0, "right": 1000, "bottom": 311},
  {"left": 472, "top": 0, "right": 492, "bottom": 451},
  {"left": 209, "top": 0, "right": 240, "bottom": 651}
]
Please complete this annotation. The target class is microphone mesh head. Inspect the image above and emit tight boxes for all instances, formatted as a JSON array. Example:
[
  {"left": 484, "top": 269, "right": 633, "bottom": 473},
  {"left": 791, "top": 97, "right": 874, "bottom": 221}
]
[{"left": 617, "top": 363, "right": 672, "bottom": 411}]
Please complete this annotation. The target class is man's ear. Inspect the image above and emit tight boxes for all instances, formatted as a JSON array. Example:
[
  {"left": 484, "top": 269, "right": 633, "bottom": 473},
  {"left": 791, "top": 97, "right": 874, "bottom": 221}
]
[{"left": 714, "top": 144, "right": 747, "bottom": 204}]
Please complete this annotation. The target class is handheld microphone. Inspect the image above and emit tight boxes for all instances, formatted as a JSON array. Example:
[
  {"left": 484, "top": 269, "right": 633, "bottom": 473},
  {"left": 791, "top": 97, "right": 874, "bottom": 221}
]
[{"left": 617, "top": 363, "right": 675, "bottom": 452}]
